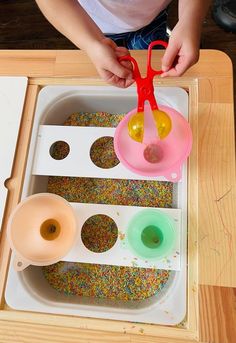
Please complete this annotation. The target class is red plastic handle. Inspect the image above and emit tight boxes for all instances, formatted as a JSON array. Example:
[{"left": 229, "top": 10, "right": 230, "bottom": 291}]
[
  {"left": 118, "top": 41, "right": 168, "bottom": 112},
  {"left": 118, "top": 55, "right": 141, "bottom": 80},
  {"left": 147, "top": 40, "right": 168, "bottom": 79}
]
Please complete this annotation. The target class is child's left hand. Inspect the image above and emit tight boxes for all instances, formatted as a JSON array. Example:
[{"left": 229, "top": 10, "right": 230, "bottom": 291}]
[{"left": 161, "top": 21, "right": 200, "bottom": 77}]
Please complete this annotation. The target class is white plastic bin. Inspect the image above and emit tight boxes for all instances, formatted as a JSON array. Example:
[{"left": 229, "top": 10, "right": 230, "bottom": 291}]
[{"left": 5, "top": 85, "right": 188, "bottom": 325}]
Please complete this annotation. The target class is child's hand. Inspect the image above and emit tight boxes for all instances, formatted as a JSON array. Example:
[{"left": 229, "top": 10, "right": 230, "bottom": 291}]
[
  {"left": 86, "top": 38, "right": 134, "bottom": 88},
  {"left": 161, "top": 21, "right": 200, "bottom": 77}
]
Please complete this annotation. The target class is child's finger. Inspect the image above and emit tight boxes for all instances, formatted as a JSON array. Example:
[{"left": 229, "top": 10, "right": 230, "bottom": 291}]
[
  {"left": 108, "top": 58, "right": 133, "bottom": 80},
  {"left": 115, "top": 46, "right": 130, "bottom": 55},
  {"left": 161, "top": 53, "right": 197, "bottom": 77},
  {"left": 103, "top": 37, "right": 117, "bottom": 50},
  {"left": 116, "top": 77, "right": 134, "bottom": 88},
  {"left": 103, "top": 70, "right": 134, "bottom": 88},
  {"left": 115, "top": 47, "right": 132, "bottom": 71},
  {"left": 114, "top": 64, "right": 133, "bottom": 79},
  {"left": 161, "top": 59, "right": 189, "bottom": 77},
  {"left": 161, "top": 42, "right": 179, "bottom": 72},
  {"left": 120, "top": 60, "right": 133, "bottom": 71}
]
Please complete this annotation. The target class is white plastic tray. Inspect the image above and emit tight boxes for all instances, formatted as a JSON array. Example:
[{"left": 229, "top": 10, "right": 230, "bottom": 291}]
[{"left": 5, "top": 85, "right": 188, "bottom": 325}]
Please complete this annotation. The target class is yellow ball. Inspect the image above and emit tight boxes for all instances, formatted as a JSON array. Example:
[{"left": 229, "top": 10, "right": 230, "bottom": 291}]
[{"left": 152, "top": 109, "right": 172, "bottom": 139}]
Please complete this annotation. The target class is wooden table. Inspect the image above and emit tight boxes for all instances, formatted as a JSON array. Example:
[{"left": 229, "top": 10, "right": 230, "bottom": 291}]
[{"left": 0, "top": 50, "right": 235, "bottom": 343}]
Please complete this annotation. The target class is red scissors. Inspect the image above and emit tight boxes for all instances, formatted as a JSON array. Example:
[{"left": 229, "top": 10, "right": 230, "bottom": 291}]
[{"left": 119, "top": 40, "right": 172, "bottom": 142}]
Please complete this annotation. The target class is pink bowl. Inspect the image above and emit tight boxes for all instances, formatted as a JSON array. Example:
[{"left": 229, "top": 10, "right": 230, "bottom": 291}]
[{"left": 114, "top": 104, "right": 192, "bottom": 182}]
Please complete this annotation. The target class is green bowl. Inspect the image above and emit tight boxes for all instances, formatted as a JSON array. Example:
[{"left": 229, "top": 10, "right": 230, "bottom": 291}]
[{"left": 127, "top": 209, "right": 176, "bottom": 260}]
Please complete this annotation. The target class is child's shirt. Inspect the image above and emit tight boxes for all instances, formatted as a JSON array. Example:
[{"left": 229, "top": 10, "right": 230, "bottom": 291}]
[{"left": 78, "top": 0, "right": 171, "bottom": 34}]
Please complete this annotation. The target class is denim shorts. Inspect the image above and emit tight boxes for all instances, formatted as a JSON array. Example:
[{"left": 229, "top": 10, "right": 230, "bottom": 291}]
[{"left": 106, "top": 9, "right": 168, "bottom": 50}]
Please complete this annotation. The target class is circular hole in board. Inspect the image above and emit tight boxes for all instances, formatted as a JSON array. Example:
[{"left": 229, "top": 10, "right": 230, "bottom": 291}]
[
  {"left": 49, "top": 141, "right": 70, "bottom": 160},
  {"left": 90, "top": 136, "right": 120, "bottom": 169},
  {"left": 81, "top": 214, "right": 118, "bottom": 253}
]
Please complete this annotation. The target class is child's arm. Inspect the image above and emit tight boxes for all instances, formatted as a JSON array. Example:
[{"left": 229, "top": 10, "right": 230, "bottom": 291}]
[
  {"left": 35, "top": 0, "right": 133, "bottom": 87},
  {"left": 161, "top": 0, "right": 211, "bottom": 77}
]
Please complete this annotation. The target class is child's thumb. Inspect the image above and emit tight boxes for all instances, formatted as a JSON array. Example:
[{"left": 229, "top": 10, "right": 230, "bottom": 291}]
[
  {"left": 113, "top": 59, "right": 133, "bottom": 79},
  {"left": 161, "top": 43, "right": 179, "bottom": 72},
  {"left": 115, "top": 47, "right": 133, "bottom": 72}
]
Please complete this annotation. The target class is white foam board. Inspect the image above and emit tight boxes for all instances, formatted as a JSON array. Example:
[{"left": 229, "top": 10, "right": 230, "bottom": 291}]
[{"left": 0, "top": 77, "right": 28, "bottom": 230}]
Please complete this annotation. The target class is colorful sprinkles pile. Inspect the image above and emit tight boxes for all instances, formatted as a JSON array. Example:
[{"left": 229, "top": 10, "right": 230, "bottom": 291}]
[
  {"left": 90, "top": 136, "right": 120, "bottom": 169},
  {"left": 43, "top": 111, "right": 174, "bottom": 301},
  {"left": 47, "top": 177, "right": 173, "bottom": 208},
  {"left": 43, "top": 262, "right": 170, "bottom": 301},
  {"left": 81, "top": 214, "right": 118, "bottom": 253}
]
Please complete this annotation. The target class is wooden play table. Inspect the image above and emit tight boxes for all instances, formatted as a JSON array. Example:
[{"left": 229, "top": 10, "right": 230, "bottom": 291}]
[{"left": 0, "top": 49, "right": 235, "bottom": 343}]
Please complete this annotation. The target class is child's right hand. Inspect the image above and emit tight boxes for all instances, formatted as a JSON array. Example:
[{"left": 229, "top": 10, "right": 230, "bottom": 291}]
[{"left": 86, "top": 38, "right": 134, "bottom": 88}]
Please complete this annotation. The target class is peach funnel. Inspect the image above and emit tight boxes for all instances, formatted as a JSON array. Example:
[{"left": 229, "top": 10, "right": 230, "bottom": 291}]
[
  {"left": 7, "top": 193, "right": 77, "bottom": 271},
  {"left": 114, "top": 103, "right": 192, "bottom": 182}
]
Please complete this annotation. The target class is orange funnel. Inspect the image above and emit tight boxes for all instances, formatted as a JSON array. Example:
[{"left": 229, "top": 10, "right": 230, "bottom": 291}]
[{"left": 7, "top": 193, "right": 77, "bottom": 271}]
